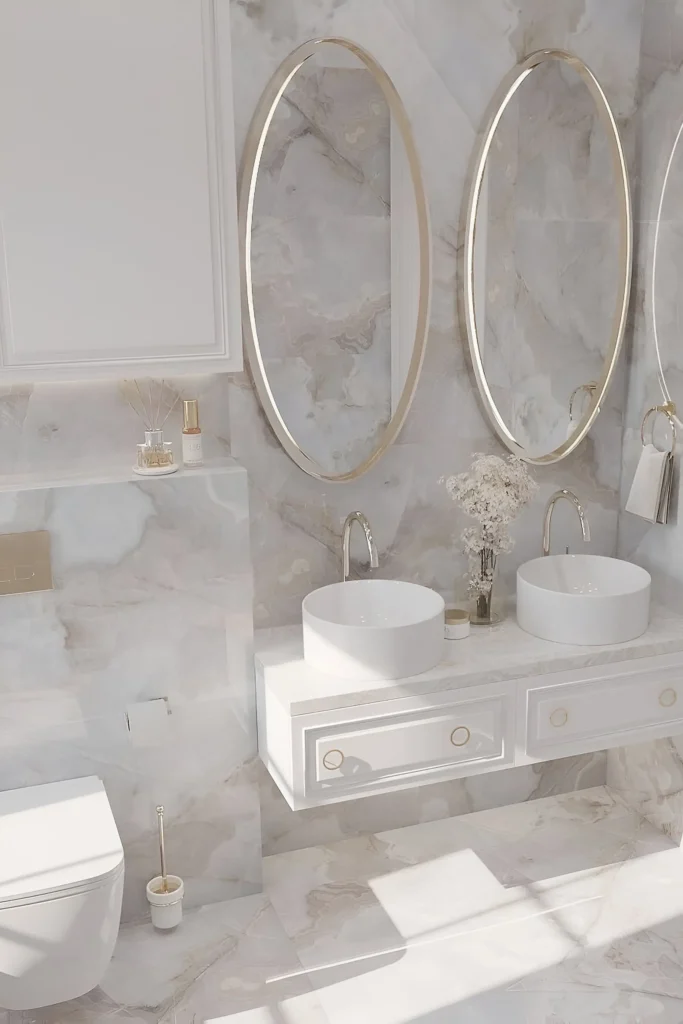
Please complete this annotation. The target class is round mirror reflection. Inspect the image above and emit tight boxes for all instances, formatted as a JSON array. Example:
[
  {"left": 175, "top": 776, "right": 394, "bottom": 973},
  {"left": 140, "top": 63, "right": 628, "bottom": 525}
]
[
  {"left": 240, "top": 39, "right": 430, "bottom": 481},
  {"left": 465, "top": 50, "right": 632, "bottom": 464},
  {"left": 653, "top": 119, "right": 683, "bottom": 423}
]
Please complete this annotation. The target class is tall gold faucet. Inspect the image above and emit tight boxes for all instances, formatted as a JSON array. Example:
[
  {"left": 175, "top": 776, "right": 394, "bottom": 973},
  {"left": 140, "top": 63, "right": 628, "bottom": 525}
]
[
  {"left": 542, "top": 489, "right": 591, "bottom": 557},
  {"left": 342, "top": 511, "right": 379, "bottom": 582}
]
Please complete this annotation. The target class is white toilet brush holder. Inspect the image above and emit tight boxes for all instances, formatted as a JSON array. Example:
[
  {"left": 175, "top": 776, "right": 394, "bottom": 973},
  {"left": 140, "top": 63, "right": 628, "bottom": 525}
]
[
  {"left": 146, "top": 874, "right": 184, "bottom": 930},
  {"left": 146, "top": 805, "right": 184, "bottom": 930}
]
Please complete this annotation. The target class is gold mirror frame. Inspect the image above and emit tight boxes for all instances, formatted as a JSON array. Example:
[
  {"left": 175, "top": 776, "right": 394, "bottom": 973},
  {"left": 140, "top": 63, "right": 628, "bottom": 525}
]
[
  {"left": 652, "top": 118, "right": 683, "bottom": 430},
  {"left": 463, "top": 50, "right": 633, "bottom": 466},
  {"left": 238, "top": 38, "right": 431, "bottom": 482}
]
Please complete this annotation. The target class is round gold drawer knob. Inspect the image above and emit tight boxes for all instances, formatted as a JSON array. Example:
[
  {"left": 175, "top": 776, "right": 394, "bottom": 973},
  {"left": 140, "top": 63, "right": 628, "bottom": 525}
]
[
  {"left": 450, "top": 726, "right": 471, "bottom": 747},
  {"left": 550, "top": 708, "right": 569, "bottom": 728},
  {"left": 322, "top": 749, "right": 344, "bottom": 771},
  {"left": 660, "top": 688, "right": 678, "bottom": 708}
]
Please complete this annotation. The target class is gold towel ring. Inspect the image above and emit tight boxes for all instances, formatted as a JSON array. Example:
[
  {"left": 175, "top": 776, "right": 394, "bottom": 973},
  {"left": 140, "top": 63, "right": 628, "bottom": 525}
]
[
  {"left": 569, "top": 382, "right": 598, "bottom": 420},
  {"left": 641, "top": 403, "right": 677, "bottom": 453}
]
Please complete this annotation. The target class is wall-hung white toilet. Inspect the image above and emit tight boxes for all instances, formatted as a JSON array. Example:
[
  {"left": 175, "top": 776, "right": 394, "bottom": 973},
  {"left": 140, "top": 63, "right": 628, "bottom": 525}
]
[{"left": 0, "top": 776, "right": 124, "bottom": 1010}]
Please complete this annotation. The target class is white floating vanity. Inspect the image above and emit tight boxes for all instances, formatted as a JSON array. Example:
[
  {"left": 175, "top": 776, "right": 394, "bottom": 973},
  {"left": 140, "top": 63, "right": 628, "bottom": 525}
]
[{"left": 256, "top": 607, "right": 683, "bottom": 810}]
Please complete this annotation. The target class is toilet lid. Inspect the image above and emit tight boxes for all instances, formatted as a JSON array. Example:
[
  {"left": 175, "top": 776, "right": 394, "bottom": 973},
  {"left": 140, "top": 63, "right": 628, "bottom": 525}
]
[{"left": 0, "top": 776, "right": 124, "bottom": 904}]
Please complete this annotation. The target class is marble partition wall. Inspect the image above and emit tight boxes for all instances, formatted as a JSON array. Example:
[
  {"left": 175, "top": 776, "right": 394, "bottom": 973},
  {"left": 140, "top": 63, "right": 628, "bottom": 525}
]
[
  {"left": 228, "top": 0, "right": 644, "bottom": 851},
  {"left": 0, "top": 464, "right": 260, "bottom": 921},
  {"left": 609, "top": 0, "right": 683, "bottom": 834}
]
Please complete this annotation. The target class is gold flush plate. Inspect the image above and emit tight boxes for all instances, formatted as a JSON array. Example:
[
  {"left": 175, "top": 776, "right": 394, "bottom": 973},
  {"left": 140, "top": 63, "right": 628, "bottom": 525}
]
[{"left": 0, "top": 531, "right": 53, "bottom": 596}]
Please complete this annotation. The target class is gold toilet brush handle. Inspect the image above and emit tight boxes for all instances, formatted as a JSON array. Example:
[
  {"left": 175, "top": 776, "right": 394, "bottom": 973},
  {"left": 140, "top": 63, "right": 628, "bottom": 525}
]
[{"left": 156, "top": 805, "right": 168, "bottom": 893}]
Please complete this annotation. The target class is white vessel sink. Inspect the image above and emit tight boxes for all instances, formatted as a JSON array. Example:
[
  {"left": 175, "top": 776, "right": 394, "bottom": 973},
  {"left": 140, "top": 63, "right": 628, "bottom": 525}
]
[
  {"left": 302, "top": 579, "right": 445, "bottom": 681},
  {"left": 517, "top": 555, "right": 651, "bottom": 646}
]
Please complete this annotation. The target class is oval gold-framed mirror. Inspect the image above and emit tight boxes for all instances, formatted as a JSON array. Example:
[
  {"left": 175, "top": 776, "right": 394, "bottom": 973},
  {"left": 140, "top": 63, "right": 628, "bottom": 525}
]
[
  {"left": 652, "top": 117, "right": 683, "bottom": 430},
  {"left": 238, "top": 37, "right": 431, "bottom": 482},
  {"left": 463, "top": 49, "right": 633, "bottom": 465}
]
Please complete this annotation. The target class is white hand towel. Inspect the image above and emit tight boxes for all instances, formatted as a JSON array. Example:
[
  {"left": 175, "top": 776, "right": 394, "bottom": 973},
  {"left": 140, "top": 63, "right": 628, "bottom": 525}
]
[
  {"left": 658, "top": 451, "right": 675, "bottom": 524},
  {"left": 625, "top": 443, "right": 671, "bottom": 523}
]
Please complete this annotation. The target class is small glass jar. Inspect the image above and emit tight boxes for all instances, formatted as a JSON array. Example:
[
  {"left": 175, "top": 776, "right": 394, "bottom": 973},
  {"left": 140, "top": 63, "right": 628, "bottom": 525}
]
[{"left": 134, "top": 430, "right": 178, "bottom": 476}]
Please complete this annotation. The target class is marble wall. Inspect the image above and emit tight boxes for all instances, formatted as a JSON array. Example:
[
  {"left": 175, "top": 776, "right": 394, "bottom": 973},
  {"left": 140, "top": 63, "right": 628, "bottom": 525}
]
[
  {"left": 229, "top": 0, "right": 640, "bottom": 627},
  {"left": 0, "top": 375, "right": 233, "bottom": 486},
  {"left": 609, "top": 0, "right": 683, "bottom": 830},
  {"left": 0, "top": 0, "right": 649, "bottom": 882},
  {"left": 229, "top": 0, "right": 644, "bottom": 851},
  {"left": 618, "top": 0, "right": 683, "bottom": 590},
  {"left": 0, "top": 465, "right": 260, "bottom": 921}
]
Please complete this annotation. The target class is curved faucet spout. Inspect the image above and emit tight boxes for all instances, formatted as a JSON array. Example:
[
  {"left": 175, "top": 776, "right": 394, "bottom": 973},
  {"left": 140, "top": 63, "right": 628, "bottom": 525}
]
[
  {"left": 342, "top": 511, "right": 379, "bottom": 582},
  {"left": 542, "top": 489, "right": 591, "bottom": 557}
]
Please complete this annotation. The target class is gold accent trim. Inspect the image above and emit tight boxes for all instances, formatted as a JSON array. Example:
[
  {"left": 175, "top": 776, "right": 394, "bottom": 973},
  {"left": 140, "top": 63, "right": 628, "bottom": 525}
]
[
  {"left": 182, "top": 399, "right": 200, "bottom": 432},
  {"left": 550, "top": 707, "right": 569, "bottom": 728},
  {"left": 463, "top": 50, "right": 633, "bottom": 465},
  {"left": 445, "top": 608, "right": 470, "bottom": 625},
  {"left": 641, "top": 404, "right": 677, "bottom": 453},
  {"left": 450, "top": 726, "right": 471, "bottom": 747},
  {"left": 0, "top": 531, "right": 53, "bottom": 596},
  {"left": 659, "top": 688, "right": 678, "bottom": 709},
  {"left": 322, "top": 749, "right": 345, "bottom": 771},
  {"left": 238, "top": 38, "right": 431, "bottom": 482}
]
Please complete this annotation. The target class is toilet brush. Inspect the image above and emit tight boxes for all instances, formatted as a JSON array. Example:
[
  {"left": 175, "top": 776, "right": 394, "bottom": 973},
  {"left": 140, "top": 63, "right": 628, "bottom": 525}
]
[{"left": 145, "top": 805, "right": 184, "bottom": 929}]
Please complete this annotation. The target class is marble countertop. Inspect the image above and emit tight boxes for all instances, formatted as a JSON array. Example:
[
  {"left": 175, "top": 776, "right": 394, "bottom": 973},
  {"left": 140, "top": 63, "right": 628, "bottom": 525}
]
[{"left": 256, "top": 604, "right": 683, "bottom": 715}]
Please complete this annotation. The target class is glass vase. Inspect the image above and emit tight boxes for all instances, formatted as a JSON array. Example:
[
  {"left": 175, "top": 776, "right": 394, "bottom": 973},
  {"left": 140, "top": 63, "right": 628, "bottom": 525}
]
[{"left": 470, "top": 547, "right": 500, "bottom": 625}]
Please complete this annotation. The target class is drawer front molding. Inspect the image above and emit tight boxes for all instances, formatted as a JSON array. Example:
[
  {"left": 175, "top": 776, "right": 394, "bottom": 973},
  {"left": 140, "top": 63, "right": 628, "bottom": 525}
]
[
  {"left": 520, "top": 653, "right": 683, "bottom": 761},
  {"left": 307, "top": 694, "right": 510, "bottom": 797}
]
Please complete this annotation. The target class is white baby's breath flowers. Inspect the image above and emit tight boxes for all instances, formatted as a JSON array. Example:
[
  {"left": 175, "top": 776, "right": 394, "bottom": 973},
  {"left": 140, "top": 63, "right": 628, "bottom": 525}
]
[{"left": 443, "top": 453, "right": 538, "bottom": 596}]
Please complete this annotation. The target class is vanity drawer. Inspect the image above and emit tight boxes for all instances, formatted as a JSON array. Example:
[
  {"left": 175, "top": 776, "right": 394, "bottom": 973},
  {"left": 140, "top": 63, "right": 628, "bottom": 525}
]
[
  {"left": 524, "top": 657, "right": 683, "bottom": 758},
  {"left": 305, "top": 690, "right": 513, "bottom": 796}
]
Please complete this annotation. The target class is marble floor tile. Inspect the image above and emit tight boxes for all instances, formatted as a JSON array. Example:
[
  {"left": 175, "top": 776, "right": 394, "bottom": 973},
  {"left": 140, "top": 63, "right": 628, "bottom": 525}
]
[
  {"left": 155, "top": 901, "right": 329, "bottom": 1024},
  {"left": 12, "top": 786, "right": 683, "bottom": 1024},
  {"left": 262, "top": 811, "right": 534, "bottom": 972},
  {"left": 15, "top": 895, "right": 328, "bottom": 1024},
  {"left": 262, "top": 786, "right": 683, "bottom": 1023}
]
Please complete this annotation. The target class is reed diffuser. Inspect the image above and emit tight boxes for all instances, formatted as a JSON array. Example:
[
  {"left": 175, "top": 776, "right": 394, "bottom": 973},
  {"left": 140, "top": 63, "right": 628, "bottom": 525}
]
[{"left": 122, "top": 379, "right": 180, "bottom": 476}]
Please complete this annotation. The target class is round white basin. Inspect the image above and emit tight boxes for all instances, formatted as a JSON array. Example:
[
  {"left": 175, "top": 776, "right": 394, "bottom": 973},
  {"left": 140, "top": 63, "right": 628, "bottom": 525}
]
[
  {"left": 517, "top": 555, "right": 651, "bottom": 646},
  {"left": 302, "top": 579, "right": 445, "bottom": 680}
]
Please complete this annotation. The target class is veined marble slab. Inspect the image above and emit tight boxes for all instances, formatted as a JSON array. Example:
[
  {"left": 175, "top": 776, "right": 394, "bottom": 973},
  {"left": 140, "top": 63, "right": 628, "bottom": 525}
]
[
  {"left": 263, "top": 786, "right": 683, "bottom": 1024},
  {"left": 19, "top": 894, "right": 328, "bottom": 1024},
  {"left": 0, "top": 456, "right": 243, "bottom": 494},
  {"left": 256, "top": 604, "right": 683, "bottom": 715},
  {"left": 0, "top": 463, "right": 259, "bottom": 921},
  {"left": 35, "top": 787, "right": 683, "bottom": 1023}
]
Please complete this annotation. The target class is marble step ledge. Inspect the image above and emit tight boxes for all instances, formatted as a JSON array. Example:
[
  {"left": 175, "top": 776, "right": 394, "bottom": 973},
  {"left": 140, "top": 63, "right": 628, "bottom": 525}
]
[{"left": 0, "top": 456, "right": 244, "bottom": 493}]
